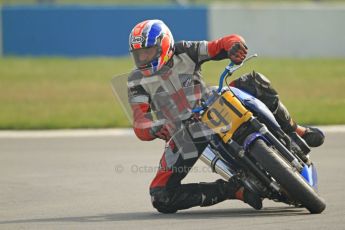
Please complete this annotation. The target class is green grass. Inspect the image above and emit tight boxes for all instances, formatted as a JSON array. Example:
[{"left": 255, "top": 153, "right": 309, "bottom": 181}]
[
  {"left": 203, "top": 58, "right": 345, "bottom": 125},
  {"left": 0, "top": 57, "right": 344, "bottom": 129},
  {"left": 0, "top": 57, "right": 132, "bottom": 129}
]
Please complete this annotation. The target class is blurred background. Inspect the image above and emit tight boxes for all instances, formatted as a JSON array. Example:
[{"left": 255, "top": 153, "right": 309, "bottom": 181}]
[{"left": 0, "top": 0, "right": 344, "bottom": 129}]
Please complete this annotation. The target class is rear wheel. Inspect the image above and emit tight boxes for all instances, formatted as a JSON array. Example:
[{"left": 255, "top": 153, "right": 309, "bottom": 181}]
[{"left": 250, "top": 139, "right": 326, "bottom": 214}]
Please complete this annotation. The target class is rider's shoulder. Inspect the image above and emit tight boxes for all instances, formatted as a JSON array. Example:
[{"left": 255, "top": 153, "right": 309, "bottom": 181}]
[{"left": 174, "top": 41, "right": 198, "bottom": 54}]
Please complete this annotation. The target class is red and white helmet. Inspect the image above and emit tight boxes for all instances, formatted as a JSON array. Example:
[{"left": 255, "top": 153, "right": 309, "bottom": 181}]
[{"left": 129, "top": 19, "right": 174, "bottom": 76}]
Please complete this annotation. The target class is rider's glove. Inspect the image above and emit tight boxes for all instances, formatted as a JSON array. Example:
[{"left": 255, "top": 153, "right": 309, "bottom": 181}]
[
  {"left": 228, "top": 42, "right": 248, "bottom": 65},
  {"left": 150, "top": 123, "right": 175, "bottom": 141}
]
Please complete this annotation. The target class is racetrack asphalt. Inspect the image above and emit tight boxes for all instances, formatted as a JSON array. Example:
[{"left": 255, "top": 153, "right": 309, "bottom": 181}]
[{"left": 0, "top": 130, "right": 344, "bottom": 230}]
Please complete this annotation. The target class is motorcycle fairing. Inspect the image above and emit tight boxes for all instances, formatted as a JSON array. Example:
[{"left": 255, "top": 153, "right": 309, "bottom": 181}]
[
  {"left": 230, "top": 87, "right": 281, "bottom": 130},
  {"left": 231, "top": 86, "right": 319, "bottom": 189},
  {"left": 301, "top": 164, "right": 319, "bottom": 190},
  {"left": 243, "top": 132, "right": 270, "bottom": 152}
]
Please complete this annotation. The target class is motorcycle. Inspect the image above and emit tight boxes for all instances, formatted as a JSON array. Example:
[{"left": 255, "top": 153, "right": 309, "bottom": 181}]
[
  {"left": 196, "top": 54, "right": 326, "bottom": 213},
  {"left": 111, "top": 54, "right": 326, "bottom": 214}
]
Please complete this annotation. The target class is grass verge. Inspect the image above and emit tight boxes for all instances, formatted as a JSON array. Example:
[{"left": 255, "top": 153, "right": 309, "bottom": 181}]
[{"left": 0, "top": 56, "right": 344, "bottom": 129}]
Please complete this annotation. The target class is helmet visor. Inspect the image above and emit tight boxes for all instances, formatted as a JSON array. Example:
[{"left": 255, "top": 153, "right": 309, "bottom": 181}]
[{"left": 131, "top": 46, "right": 161, "bottom": 69}]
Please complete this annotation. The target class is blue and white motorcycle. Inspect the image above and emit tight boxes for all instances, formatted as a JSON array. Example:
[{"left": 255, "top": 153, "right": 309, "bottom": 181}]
[{"left": 196, "top": 54, "right": 326, "bottom": 213}]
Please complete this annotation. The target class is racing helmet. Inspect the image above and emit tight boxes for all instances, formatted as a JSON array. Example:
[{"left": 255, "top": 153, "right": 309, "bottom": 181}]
[{"left": 129, "top": 19, "right": 175, "bottom": 76}]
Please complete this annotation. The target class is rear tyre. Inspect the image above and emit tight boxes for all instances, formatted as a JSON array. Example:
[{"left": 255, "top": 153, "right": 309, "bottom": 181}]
[{"left": 250, "top": 139, "right": 326, "bottom": 214}]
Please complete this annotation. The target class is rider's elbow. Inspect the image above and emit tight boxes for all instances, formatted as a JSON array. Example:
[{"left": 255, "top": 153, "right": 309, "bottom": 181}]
[{"left": 133, "top": 127, "right": 156, "bottom": 141}]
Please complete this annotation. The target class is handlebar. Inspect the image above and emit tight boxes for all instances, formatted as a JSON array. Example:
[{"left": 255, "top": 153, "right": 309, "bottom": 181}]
[
  {"left": 192, "top": 53, "right": 258, "bottom": 113},
  {"left": 218, "top": 53, "right": 258, "bottom": 93}
]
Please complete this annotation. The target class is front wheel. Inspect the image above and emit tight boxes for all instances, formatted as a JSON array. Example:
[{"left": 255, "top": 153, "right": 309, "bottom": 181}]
[{"left": 250, "top": 139, "right": 326, "bottom": 214}]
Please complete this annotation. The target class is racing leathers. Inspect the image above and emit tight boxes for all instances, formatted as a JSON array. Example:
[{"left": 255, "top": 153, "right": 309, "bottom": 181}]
[{"left": 128, "top": 35, "right": 296, "bottom": 213}]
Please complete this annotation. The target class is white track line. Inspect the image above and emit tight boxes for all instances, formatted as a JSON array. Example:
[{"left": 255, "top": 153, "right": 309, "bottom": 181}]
[
  {"left": 316, "top": 125, "right": 345, "bottom": 133},
  {"left": 0, "top": 125, "right": 344, "bottom": 139},
  {"left": 0, "top": 129, "right": 134, "bottom": 139}
]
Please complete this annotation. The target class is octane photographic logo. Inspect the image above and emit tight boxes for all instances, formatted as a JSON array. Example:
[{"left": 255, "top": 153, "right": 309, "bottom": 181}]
[
  {"left": 114, "top": 164, "right": 212, "bottom": 174},
  {"left": 131, "top": 36, "right": 144, "bottom": 45}
]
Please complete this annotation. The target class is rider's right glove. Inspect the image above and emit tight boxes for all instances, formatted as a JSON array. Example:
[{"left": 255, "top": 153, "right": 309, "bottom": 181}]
[{"left": 228, "top": 42, "right": 248, "bottom": 65}]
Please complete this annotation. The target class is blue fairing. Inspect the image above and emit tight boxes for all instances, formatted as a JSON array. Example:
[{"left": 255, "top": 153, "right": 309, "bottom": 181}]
[
  {"left": 301, "top": 164, "right": 319, "bottom": 190},
  {"left": 243, "top": 132, "right": 269, "bottom": 152},
  {"left": 227, "top": 87, "right": 320, "bottom": 190},
  {"left": 230, "top": 87, "right": 281, "bottom": 129}
]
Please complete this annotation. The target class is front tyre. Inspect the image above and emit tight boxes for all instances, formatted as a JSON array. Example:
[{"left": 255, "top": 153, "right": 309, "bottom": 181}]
[{"left": 250, "top": 139, "right": 326, "bottom": 214}]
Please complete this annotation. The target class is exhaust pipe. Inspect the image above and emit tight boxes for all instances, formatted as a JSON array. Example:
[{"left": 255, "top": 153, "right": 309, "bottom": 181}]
[{"left": 199, "top": 145, "right": 235, "bottom": 180}]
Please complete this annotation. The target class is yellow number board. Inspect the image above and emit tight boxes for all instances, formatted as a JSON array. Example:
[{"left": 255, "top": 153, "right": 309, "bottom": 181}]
[{"left": 201, "top": 91, "right": 253, "bottom": 143}]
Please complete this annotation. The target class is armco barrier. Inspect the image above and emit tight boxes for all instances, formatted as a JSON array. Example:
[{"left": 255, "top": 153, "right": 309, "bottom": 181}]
[{"left": 1, "top": 5, "right": 207, "bottom": 56}]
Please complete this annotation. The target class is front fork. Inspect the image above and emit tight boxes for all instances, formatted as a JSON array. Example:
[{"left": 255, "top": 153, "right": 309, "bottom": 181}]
[
  {"left": 199, "top": 117, "right": 317, "bottom": 200},
  {"left": 244, "top": 118, "right": 318, "bottom": 189},
  {"left": 248, "top": 118, "right": 304, "bottom": 172},
  {"left": 199, "top": 117, "right": 304, "bottom": 194}
]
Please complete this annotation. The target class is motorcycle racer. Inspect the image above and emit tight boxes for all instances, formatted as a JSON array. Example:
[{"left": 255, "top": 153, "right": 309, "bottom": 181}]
[{"left": 127, "top": 19, "right": 324, "bottom": 214}]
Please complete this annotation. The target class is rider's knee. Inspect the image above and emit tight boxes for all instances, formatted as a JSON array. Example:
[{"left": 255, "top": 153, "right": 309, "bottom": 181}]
[
  {"left": 150, "top": 188, "right": 178, "bottom": 214},
  {"left": 235, "top": 71, "right": 279, "bottom": 111}
]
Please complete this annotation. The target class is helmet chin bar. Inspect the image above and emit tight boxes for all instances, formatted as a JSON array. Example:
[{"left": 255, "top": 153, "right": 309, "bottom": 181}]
[
  {"left": 138, "top": 58, "right": 170, "bottom": 77},
  {"left": 138, "top": 62, "right": 158, "bottom": 77}
]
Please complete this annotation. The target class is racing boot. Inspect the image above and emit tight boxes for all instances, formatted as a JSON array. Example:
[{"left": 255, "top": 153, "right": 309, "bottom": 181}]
[
  {"left": 296, "top": 126, "right": 325, "bottom": 148},
  {"left": 234, "top": 187, "right": 263, "bottom": 210},
  {"left": 220, "top": 178, "right": 263, "bottom": 210}
]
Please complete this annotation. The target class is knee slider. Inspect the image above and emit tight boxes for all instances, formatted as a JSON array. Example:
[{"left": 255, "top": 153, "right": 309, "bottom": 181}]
[{"left": 150, "top": 189, "right": 177, "bottom": 214}]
